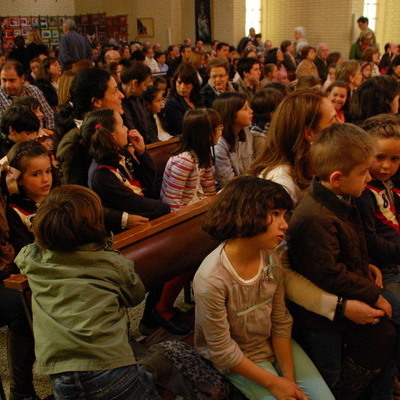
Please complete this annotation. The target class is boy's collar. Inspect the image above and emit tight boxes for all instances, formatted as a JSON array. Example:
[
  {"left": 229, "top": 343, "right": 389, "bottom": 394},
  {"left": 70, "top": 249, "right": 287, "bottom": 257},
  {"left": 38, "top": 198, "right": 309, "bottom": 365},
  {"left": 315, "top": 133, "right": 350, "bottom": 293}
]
[{"left": 310, "top": 177, "right": 353, "bottom": 220}]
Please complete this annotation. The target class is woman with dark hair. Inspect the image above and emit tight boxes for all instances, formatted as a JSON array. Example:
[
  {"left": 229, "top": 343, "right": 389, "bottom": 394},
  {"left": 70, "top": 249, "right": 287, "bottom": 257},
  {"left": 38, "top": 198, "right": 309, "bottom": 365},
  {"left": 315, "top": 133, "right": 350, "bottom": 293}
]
[
  {"left": 281, "top": 40, "right": 297, "bottom": 81},
  {"left": 349, "top": 75, "right": 399, "bottom": 124},
  {"left": 362, "top": 46, "right": 380, "bottom": 76},
  {"left": 120, "top": 62, "right": 154, "bottom": 143},
  {"left": 212, "top": 92, "right": 254, "bottom": 187},
  {"left": 388, "top": 55, "right": 400, "bottom": 82},
  {"left": 295, "top": 46, "right": 319, "bottom": 79},
  {"left": 35, "top": 57, "right": 62, "bottom": 109},
  {"left": 56, "top": 67, "right": 124, "bottom": 185},
  {"left": 326, "top": 81, "right": 351, "bottom": 122},
  {"left": 164, "top": 63, "right": 203, "bottom": 136},
  {"left": 265, "top": 47, "right": 289, "bottom": 84}
]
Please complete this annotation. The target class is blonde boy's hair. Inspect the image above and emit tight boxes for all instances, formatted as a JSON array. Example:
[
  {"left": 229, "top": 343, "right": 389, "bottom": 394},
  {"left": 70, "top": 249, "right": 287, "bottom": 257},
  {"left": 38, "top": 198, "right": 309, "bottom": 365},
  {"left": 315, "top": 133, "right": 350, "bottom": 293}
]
[
  {"left": 311, "top": 123, "right": 374, "bottom": 181},
  {"left": 361, "top": 114, "right": 400, "bottom": 139}
]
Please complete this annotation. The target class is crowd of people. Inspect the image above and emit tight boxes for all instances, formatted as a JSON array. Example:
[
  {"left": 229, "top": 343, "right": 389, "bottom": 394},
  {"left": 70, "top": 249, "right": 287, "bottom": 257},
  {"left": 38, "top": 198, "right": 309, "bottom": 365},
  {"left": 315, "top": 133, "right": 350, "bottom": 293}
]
[{"left": 0, "top": 14, "right": 400, "bottom": 400}]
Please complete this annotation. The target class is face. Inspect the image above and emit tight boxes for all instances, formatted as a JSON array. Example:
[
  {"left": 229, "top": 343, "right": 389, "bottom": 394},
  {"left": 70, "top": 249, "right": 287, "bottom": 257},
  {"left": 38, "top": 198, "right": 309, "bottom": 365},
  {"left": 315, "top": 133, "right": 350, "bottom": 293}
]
[
  {"left": 389, "top": 43, "right": 398, "bottom": 54},
  {"left": 8, "top": 129, "right": 38, "bottom": 143},
  {"left": 328, "top": 67, "right": 336, "bottom": 81},
  {"left": 92, "top": 48, "right": 99, "bottom": 60},
  {"left": 234, "top": 101, "right": 253, "bottom": 129},
  {"left": 212, "top": 124, "right": 223, "bottom": 145},
  {"left": 176, "top": 77, "right": 193, "bottom": 98},
  {"left": 277, "top": 49, "right": 284, "bottom": 62},
  {"left": 244, "top": 63, "right": 261, "bottom": 84},
  {"left": 0, "top": 55, "right": 6, "bottom": 66},
  {"left": 1, "top": 67, "right": 25, "bottom": 97},
  {"left": 18, "top": 155, "right": 52, "bottom": 204},
  {"left": 30, "top": 61, "right": 40, "bottom": 76},
  {"left": 372, "top": 52, "right": 380, "bottom": 63},
  {"left": 314, "top": 97, "right": 340, "bottom": 134},
  {"left": 121, "top": 48, "right": 130, "bottom": 58},
  {"left": 391, "top": 94, "right": 399, "bottom": 114},
  {"left": 182, "top": 48, "right": 192, "bottom": 61},
  {"left": 171, "top": 46, "right": 179, "bottom": 58},
  {"left": 338, "top": 158, "right": 372, "bottom": 197},
  {"left": 246, "top": 50, "right": 256, "bottom": 58},
  {"left": 49, "top": 61, "right": 61, "bottom": 78},
  {"left": 328, "top": 86, "right": 347, "bottom": 111},
  {"left": 146, "top": 48, "right": 154, "bottom": 58},
  {"left": 196, "top": 40, "right": 203, "bottom": 50},
  {"left": 350, "top": 67, "right": 363, "bottom": 88},
  {"left": 307, "top": 49, "right": 316, "bottom": 61},
  {"left": 148, "top": 91, "right": 164, "bottom": 114},
  {"left": 106, "top": 50, "right": 120, "bottom": 64},
  {"left": 370, "top": 138, "right": 400, "bottom": 182},
  {"left": 217, "top": 45, "right": 229, "bottom": 59},
  {"left": 393, "top": 65, "right": 400, "bottom": 76},
  {"left": 318, "top": 45, "right": 329, "bottom": 60},
  {"left": 253, "top": 209, "right": 289, "bottom": 250},
  {"left": 95, "top": 77, "right": 124, "bottom": 114},
  {"left": 157, "top": 54, "right": 166, "bottom": 64},
  {"left": 33, "top": 106, "right": 44, "bottom": 127},
  {"left": 111, "top": 112, "right": 128, "bottom": 148},
  {"left": 362, "top": 64, "right": 372, "bottom": 79},
  {"left": 134, "top": 75, "right": 153, "bottom": 97},
  {"left": 210, "top": 66, "right": 229, "bottom": 91}
]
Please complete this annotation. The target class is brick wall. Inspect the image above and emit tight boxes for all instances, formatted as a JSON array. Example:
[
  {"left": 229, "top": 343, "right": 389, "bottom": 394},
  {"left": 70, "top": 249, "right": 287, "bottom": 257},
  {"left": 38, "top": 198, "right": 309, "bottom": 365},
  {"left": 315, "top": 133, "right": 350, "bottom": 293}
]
[
  {"left": 376, "top": 0, "right": 400, "bottom": 50},
  {"left": 1, "top": 0, "right": 75, "bottom": 16}
]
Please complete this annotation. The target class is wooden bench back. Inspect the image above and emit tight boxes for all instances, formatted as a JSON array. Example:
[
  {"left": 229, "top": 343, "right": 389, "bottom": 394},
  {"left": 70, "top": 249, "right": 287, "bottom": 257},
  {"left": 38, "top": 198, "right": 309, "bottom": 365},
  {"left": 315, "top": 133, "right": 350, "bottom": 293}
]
[{"left": 146, "top": 137, "right": 180, "bottom": 179}]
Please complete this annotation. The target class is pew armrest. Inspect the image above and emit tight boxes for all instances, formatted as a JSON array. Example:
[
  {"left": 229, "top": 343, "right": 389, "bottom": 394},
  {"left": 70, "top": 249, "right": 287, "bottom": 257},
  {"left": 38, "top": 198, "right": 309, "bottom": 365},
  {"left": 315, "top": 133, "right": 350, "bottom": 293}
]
[{"left": 3, "top": 274, "right": 29, "bottom": 290}]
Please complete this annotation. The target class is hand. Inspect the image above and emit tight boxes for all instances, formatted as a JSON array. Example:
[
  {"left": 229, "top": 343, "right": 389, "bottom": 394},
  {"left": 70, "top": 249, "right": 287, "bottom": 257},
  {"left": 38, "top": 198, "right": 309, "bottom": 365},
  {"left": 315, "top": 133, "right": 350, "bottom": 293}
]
[
  {"left": 374, "top": 294, "right": 392, "bottom": 318},
  {"left": 344, "top": 299, "right": 385, "bottom": 324},
  {"left": 269, "top": 376, "right": 309, "bottom": 400},
  {"left": 368, "top": 264, "right": 383, "bottom": 288},
  {"left": 128, "top": 129, "right": 145, "bottom": 155},
  {"left": 126, "top": 214, "right": 149, "bottom": 229}
]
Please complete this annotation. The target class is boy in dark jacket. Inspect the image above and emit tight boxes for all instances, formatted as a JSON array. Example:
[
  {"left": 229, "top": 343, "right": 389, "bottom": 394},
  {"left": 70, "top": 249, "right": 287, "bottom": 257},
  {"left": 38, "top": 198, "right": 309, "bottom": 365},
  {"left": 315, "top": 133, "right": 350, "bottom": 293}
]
[{"left": 288, "top": 123, "right": 396, "bottom": 400}]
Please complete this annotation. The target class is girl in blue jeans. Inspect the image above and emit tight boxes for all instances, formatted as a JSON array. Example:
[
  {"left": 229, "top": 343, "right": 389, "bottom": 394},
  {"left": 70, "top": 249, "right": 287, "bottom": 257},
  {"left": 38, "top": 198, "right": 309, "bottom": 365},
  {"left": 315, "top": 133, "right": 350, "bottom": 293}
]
[{"left": 15, "top": 185, "right": 161, "bottom": 400}]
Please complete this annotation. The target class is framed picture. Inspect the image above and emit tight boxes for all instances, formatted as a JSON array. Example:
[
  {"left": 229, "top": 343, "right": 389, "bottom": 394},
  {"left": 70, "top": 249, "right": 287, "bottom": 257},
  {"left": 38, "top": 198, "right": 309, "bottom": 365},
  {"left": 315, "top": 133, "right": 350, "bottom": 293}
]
[
  {"left": 195, "top": 0, "right": 212, "bottom": 43},
  {"left": 136, "top": 18, "right": 154, "bottom": 38},
  {"left": 50, "top": 39, "right": 59, "bottom": 47},
  {"left": 20, "top": 17, "right": 30, "bottom": 27},
  {"left": 13, "top": 29, "right": 22, "bottom": 37},
  {"left": 118, "top": 15, "right": 127, "bottom": 25},
  {"left": 31, "top": 17, "right": 39, "bottom": 26},
  {"left": 1, "top": 18, "right": 10, "bottom": 27},
  {"left": 22, "top": 26, "right": 30, "bottom": 36},
  {"left": 91, "top": 14, "right": 100, "bottom": 26},
  {"left": 58, "top": 17, "right": 65, "bottom": 28},
  {"left": 49, "top": 17, "right": 58, "bottom": 27},
  {"left": 81, "top": 15, "right": 89, "bottom": 26},
  {"left": 51, "top": 30, "right": 59, "bottom": 39},
  {"left": 41, "top": 30, "right": 51, "bottom": 39},
  {"left": 40, "top": 17, "right": 48, "bottom": 29},
  {"left": 10, "top": 17, "right": 20, "bottom": 27}
]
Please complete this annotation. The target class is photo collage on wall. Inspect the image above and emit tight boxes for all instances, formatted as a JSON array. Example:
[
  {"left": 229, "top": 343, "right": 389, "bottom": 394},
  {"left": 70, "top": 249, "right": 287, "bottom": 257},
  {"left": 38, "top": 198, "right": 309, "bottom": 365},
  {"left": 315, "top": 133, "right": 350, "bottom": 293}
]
[{"left": 0, "top": 14, "right": 128, "bottom": 53}]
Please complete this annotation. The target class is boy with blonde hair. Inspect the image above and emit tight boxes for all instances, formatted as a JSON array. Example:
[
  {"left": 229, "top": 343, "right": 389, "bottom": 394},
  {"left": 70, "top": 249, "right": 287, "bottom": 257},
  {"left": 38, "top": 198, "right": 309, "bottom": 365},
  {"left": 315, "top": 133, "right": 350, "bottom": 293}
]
[{"left": 288, "top": 123, "right": 397, "bottom": 400}]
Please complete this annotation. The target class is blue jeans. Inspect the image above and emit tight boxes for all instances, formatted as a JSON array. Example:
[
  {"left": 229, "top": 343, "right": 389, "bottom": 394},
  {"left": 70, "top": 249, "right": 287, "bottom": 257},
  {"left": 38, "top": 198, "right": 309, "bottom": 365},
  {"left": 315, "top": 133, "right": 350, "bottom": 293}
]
[{"left": 51, "top": 364, "right": 162, "bottom": 400}]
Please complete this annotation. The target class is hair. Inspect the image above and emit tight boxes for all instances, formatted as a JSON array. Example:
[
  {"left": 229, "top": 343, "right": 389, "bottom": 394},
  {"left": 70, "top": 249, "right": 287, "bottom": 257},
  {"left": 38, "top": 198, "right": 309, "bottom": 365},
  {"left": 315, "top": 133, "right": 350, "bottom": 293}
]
[
  {"left": 242, "top": 46, "right": 257, "bottom": 58},
  {"left": 294, "top": 27, "right": 307, "bottom": 37},
  {"left": 202, "top": 176, "right": 293, "bottom": 242},
  {"left": 237, "top": 37, "right": 253, "bottom": 56},
  {"left": 264, "top": 63, "right": 278, "bottom": 77},
  {"left": 154, "top": 51, "right": 165, "bottom": 62},
  {"left": 36, "top": 57, "right": 59, "bottom": 81},
  {"left": 7, "top": 140, "right": 48, "bottom": 173},
  {"left": 106, "top": 61, "right": 120, "bottom": 80},
  {"left": 251, "top": 88, "right": 284, "bottom": 128},
  {"left": 12, "top": 96, "right": 41, "bottom": 111},
  {"left": 296, "top": 75, "right": 321, "bottom": 90},
  {"left": 63, "top": 19, "right": 76, "bottom": 32},
  {"left": 120, "top": 62, "right": 151, "bottom": 85},
  {"left": 179, "top": 44, "right": 191, "bottom": 55},
  {"left": 26, "top": 29, "right": 43, "bottom": 45},
  {"left": 360, "top": 61, "right": 373, "bottom": 76},
  {"left": 387, "top": 55, "right": 400, "bottom": 76},
  {"left": 349, "top": 75, "right": 399, "bottom": 123},
  {"left": 208, "top": 57, "right": 230, "bottom": 73},
  {"left": 71, "top": 59, "right": 94, "bottom": 73},
  {"left": 212, "top": 92, "right": 247, "bottom": 152},
  {"left": 264, "top": 48, "right": 280, "bottom": 67},
  {"left": 176, "top": 108, "right": 220, "bottom": 168},
  {"left": 57, "top": 70, "right": 76, "bottom": 107},
  {"left": 357, "top": 16, "right": 369, "bottom": 23},
  {"left": 326, "top": 80, "right": 351, "bottom": 111},
  {"left": 168, "top": 63, "right": 201, "bottom": 103},
  {"left": 190, "top": 50, "right": 205, "bottom": 68},
  {"left": 311, "top": 123, "right": 373, "bottom": 180},
  {"left": 361, "top": 114, "right": 400, "bottom": 140},
  {"left": 362, "top": 46, "right": 379, "bottom": 62},
  {"left": 2, "top": 60, "right": 25, "bottom": 77},
  {"left": 249, "top": 90, "right": 327, "bottom": 189},
  {"left": 280, "top": 40, "right": 292, "bottom": 53},
  {"left": 335, "top": 60, "right": 361, "bottom": 83},
  {"left": 263, "top": 82, "right": 287, "bottom": 96},
  {"left": 300, "top": 46, "right": 315, "bottom": 60},
  {"left": 326, "top": 52, "right": 342, "bottom": 67},
  {"left": 33, "top": 185, "right": 107, "bottom": 251},
  {"left": 57, "top": 68, "right": 111, "bottom": 134},
  {"left": 237, "top": 57, "right": 259, "bottom": 79},
  {"left": 82, "top": 109, "right": 120, "bottom": 165},
  {"left": 130, "top": 50, "right": 146, "bottom": 62},
  {"left": 0, "top": 105, "right": 40, "bottom": 135},
  {"left": 216, "top": 42, "right": 229, "bottom": 52},
  {"left": 142, "top": 85, "right": 162, "bottom": 105}
]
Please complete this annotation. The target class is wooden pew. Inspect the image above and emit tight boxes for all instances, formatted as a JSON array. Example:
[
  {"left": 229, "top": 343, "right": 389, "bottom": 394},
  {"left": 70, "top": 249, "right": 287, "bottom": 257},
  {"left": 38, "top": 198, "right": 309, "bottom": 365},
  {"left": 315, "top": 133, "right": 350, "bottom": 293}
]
[
  {"left": 146, "top": 137, "right": 180, "bottom": 180},
  {"left": 113, "top": 196, "right": 218, "bottom": 290}
]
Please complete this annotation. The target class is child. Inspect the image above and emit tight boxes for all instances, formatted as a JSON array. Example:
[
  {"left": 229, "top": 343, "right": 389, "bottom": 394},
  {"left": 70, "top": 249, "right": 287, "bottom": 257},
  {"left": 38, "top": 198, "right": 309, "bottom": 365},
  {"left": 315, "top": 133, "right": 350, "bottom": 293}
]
[
  {"left": 212, "top": 92, "right": 254, "bottom": 188},
  {"left": 161, "top": 108, "right": 220, "bottom": 209},
  {"left": 0, "top": 105, "right": 39, "bottom": 158},
  {"left": 15, "top": 185, "right": 162, "bottom": 400},
  {"left": 194, "top": 176, "right": 334, "bottom": 400},
  {"left": 326, "top": 81, "right": 350, "bottom": 122},
  {"left": 288, "top": 123, "right": 397, "bottom": 399},
  {"left": 356, "top": 114, "right": 400, "bottom": 296}
]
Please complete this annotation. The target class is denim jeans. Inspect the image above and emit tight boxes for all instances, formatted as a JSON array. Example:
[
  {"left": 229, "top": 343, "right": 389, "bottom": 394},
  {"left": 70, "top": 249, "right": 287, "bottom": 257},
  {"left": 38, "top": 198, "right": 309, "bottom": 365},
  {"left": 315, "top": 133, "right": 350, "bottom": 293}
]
[{"left": 51, "top": 364, "right": 162, "bottom": 400}]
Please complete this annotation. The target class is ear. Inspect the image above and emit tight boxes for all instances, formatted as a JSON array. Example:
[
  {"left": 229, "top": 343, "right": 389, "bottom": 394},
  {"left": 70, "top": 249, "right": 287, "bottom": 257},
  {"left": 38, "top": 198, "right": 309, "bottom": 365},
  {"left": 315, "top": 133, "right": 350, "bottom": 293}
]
[
  {"left": 304, "top": 127, "right": 315, "bottom": 143},
  {"left": 130, "top": 79, "right": 139, "bottom": 94},
  {"left": 92, "top": 97, "right": 103, "bottom": 109},
  {"left": 330, "top": 170, "right": 343, "bottom": 189}
]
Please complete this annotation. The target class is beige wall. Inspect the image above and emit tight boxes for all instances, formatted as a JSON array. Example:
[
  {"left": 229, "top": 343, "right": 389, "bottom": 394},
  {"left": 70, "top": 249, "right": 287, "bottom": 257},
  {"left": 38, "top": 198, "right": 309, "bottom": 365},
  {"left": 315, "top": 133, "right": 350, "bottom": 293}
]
[
  {"left": 1, "top": 0, "right": 74, "bottom": 16},
  {"left": 376, "top": 0, "right": 400, "bottom": 51},
  {"left": 263, "top": 0, "right": 363, "bottom": 59}
]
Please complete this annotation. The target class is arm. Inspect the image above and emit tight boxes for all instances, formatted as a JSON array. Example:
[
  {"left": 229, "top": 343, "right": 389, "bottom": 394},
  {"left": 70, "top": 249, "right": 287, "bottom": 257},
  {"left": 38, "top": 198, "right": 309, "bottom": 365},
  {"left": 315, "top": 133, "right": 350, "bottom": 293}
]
[
  {"left": 6, "top": 206, "right": 33, "bottom": 257},
  {"left": 355, "top": 190, "right": 400, "bottom": 264},
  {"left": 214, "top": 137, "right": 236, "bottom": 187},
  {"left": 117, "top": 258, "right": 146, "bottom": 308},
  {"left": 201, "top": 166, "right": 217, "bottom": 197}
]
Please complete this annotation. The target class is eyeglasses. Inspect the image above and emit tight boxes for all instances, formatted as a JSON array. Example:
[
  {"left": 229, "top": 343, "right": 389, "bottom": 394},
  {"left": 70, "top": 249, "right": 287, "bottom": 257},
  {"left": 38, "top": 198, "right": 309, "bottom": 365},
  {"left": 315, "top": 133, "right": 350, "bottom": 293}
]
[{"left": 210, "top": 73, "right": 227, "bottom": 79}]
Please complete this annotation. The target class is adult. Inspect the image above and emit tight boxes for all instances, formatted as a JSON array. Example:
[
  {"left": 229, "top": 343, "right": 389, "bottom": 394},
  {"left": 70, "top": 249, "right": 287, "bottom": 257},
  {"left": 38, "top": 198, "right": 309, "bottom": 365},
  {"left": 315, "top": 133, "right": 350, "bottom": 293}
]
[
  {"left": 281, "top": 40, "right": 297, "bottom": 81},
  {"left": 144, "top": 46, "right": 160, "bottom": 73},
  {"left": 164, "top": 63, "right": 203, "bottom": 136},
  {"left": 235, "top": 57, "right": 262, "bottom": 100},
  {"left": 265, "top": 47, "right": 289, "bottom": 84},
  {"left": 387, "top": 55, "right": 400, "bottom": 82},
  {"left": 120, "top": 63, "right": 154, "bottom": 143},
  {"left": 294, "top": 27, "right": 308, "bottom": 57},
  {"left": 25, "top": 29, "right": 48, "bottom": 64},
  {"left": 314, "top": 43, "right": 330, "bottom": 82},
  {"left": 104, "top": 49, "right": 121, "bottom": 65},
  {"left": 335, "top": 60, "right": 363, "bottom": 94},
  {"left": 379, "top": 42, "right": 398, "bottom": 73},
  {"left": 9, "top": 36, "right": 28, "bottom": 70},
  {"left": 349, "top": 30, "right": 375, "bottom": 61},
  {"left": 216, "top": 42, "right": 229, "bottom": 59},
  {"left": 167, "top": 44, "right": 192, "bottom": 78},
  {"left": 295, "top": 46, "right": 319, "bottom": 80},
  {"left": 200, "top": 57, "right": 238, "bottom": 108},
  {"left": 166, "top": 44, "right": 179, "bottom": 69},
  {"left": 357, "top": 16, "right": 376, "bottom": 45},
  {"left": 362, "top": 46, "right": 380, "bottom": 76},
  {"left": 0, "top": 60, "right": 54, "bottom": 129},
  {"left": 59, "top": 19, "right": 92, "bottom": 70},
  {"left": 35, "top": 57, "right": 62, "bottom": 109}
]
